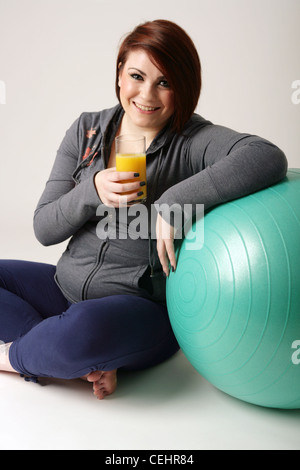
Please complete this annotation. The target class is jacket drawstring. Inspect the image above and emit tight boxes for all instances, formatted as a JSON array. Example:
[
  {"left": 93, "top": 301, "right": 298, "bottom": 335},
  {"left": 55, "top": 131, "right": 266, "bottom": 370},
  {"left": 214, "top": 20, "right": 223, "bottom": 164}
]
[
  {"left": 148, "top": 147, "right": 164, "bottom": 277},
  {"left": 149, "top": 239, "right": 156, "bottom": 278}
]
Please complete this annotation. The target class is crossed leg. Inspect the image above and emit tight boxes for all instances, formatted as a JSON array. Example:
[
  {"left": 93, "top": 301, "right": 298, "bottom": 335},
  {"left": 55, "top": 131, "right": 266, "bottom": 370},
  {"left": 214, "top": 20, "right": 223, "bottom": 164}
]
[{"left": 0, "top": 260, "right": 179, "bottom": 400}]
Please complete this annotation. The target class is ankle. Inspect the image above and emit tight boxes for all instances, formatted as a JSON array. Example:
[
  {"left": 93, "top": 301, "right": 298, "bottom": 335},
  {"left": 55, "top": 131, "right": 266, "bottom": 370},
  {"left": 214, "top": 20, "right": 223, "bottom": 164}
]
[{"left": 0, "top": 342, "right": 17, "bottom": 373}]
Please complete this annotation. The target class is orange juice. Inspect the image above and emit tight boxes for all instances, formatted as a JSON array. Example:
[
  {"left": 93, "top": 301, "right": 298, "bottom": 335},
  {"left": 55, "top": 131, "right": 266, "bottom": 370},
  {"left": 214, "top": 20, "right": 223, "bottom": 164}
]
[{"left": 116, "top": 153, "right": 147, "bottom": 202}]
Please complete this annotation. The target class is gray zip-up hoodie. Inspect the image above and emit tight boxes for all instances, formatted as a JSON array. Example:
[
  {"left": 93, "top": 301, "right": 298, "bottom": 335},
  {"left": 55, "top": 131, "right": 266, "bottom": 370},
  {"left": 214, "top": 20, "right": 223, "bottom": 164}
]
[{"left": 34, "top": 104, "right": 287, "bottom": 304}]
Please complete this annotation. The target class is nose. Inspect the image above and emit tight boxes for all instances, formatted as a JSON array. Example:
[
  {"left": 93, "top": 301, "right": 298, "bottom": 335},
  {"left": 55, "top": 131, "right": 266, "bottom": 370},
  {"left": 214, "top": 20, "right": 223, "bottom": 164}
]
[{"left": 140, "top": 82, "right": 157, "bottom": 103}]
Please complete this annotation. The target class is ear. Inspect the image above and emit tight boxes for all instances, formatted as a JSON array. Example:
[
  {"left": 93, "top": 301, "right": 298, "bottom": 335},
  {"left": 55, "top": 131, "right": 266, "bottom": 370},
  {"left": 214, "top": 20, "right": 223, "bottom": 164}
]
[{"left": 118, "top": 62, "right": 123, "bottom": 88}]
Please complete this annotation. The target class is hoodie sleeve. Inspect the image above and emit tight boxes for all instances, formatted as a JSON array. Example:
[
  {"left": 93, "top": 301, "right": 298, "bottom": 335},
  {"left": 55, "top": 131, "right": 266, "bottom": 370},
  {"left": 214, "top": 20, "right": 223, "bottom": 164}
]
[
  {"left": 33, "top": 115, "right": 101, "bottom": 246},
  {"left": 155, "top": 124, "right": 288, "bottom": 222}
]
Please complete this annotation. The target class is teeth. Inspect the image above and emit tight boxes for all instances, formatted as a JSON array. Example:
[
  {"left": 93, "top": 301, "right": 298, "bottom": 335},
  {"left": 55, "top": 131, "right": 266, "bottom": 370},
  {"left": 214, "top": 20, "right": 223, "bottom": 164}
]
[{"left": 135, "top": 103, "right": 157, "bottom": 111}]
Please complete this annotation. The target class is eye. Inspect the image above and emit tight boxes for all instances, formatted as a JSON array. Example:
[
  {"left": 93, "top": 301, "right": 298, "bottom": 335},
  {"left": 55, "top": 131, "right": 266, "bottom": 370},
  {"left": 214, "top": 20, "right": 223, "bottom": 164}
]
[
  {"left": 130, "top": 73, "right": 143, "bottom": 81},
  {"left": 158, "top": 79, "right": 170, "bottom": 89}
]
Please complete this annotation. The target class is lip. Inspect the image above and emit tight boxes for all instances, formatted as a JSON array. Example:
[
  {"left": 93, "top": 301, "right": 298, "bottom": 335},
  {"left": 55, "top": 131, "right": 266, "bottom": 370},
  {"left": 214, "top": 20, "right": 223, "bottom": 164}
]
[{"left": 133, "top": 101, "right": 160, "bottom": 114}]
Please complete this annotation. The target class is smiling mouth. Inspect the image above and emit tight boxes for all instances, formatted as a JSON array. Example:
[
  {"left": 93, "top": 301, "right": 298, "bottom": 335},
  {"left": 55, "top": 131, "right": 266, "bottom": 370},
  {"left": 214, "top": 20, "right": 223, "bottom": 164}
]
[{"left": 133, "top": 102, "right": 160, "bottom": 112}]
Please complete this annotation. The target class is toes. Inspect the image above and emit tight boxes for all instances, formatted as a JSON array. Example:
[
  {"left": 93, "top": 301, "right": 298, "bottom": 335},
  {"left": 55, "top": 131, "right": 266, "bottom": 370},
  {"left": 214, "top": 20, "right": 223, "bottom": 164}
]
[
  {"left": 94, "top": 388, "right": 107, "bottom": 400},
  {"left": 86, "top": 371, "right": 103, "bottom": 382},
  {"left": 93, "top": 380, "right": 104, "bottom": 392},
  {"left": 86, "top": 370, "right": 117, "bottom": 400}
]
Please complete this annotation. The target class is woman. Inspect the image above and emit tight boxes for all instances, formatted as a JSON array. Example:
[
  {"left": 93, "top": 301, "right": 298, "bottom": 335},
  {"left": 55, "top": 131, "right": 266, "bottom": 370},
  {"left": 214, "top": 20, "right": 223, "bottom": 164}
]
[{"left": 0, "top": 20, "right": 287, "bottom": 399}]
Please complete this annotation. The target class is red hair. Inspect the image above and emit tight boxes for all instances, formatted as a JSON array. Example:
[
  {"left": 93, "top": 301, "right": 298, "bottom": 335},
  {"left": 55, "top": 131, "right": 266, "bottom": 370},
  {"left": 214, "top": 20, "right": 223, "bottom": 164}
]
[{"left": 116, "top": 20, "right": 202, "bottom": 134}]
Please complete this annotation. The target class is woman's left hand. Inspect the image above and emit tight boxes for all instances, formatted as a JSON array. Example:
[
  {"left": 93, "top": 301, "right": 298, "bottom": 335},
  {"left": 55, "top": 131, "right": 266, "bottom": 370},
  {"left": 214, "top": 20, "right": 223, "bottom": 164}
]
[{"left": 156, "top": 213, "right": 176, "bottom": 277}]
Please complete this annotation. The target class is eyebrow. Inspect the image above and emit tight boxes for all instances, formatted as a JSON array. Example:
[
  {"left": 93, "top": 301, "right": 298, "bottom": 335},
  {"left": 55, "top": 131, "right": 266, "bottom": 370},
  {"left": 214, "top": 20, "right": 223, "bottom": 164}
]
[{"left": 128, "top": 67, "right": 166, "bottom": 81}]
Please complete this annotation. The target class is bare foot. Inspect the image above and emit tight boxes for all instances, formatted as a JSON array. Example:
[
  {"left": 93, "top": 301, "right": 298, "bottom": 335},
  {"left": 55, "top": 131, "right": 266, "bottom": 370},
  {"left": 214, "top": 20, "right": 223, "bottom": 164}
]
[{"left": 84, "top": 370, "right": 117, "bottom": 400}]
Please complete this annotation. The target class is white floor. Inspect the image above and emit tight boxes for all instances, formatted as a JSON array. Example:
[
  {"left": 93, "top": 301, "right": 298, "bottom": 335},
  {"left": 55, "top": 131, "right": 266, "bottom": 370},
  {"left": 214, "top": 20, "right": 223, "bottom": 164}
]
[{"left": 1, "top": 350, "right": 300, "bottom": 451}]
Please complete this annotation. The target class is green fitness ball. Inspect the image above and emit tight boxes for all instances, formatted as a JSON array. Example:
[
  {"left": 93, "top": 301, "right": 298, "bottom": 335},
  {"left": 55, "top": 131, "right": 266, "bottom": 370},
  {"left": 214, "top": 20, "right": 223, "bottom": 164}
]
[{"left": 167, "top": 169, "right": 300, "bottom": 409}]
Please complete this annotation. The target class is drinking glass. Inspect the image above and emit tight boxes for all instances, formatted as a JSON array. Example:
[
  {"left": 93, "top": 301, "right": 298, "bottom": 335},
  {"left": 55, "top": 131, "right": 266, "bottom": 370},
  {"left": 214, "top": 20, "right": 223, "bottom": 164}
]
[{"left": 115, "top": 134, "right": 147, "bottom": 204}]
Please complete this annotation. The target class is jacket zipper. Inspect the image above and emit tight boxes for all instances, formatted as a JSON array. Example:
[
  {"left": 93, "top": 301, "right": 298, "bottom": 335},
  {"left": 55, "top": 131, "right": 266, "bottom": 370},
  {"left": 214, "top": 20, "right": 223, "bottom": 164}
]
[{"left": 81, "top": 241, "right": 108, "bottom": 300}]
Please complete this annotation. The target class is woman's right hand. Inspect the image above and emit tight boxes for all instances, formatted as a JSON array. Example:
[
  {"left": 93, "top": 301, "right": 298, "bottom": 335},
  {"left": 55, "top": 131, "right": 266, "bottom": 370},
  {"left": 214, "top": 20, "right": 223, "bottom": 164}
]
[{"left": 94, "top": 168, "right": 144, "bottom": 207}]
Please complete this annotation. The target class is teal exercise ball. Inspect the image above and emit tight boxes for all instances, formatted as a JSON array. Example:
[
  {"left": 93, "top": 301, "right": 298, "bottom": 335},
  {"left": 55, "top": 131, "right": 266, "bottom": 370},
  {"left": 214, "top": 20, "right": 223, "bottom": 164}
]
[{"left": 167, "top": 169, "right": 300, "bottom": 409}]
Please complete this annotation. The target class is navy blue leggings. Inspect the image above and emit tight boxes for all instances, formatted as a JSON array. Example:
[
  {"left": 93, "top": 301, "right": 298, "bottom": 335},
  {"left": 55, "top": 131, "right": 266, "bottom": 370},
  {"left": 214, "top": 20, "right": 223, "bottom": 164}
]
[{"left": 0, "top": 260, "right": 179, "bottom": 379}]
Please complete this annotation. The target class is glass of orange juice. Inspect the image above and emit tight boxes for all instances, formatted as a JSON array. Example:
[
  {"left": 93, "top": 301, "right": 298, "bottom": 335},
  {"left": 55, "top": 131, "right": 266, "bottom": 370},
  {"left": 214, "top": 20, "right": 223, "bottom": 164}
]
[{"left": 115, "top": 134, "right": 147, "bottom": 204}]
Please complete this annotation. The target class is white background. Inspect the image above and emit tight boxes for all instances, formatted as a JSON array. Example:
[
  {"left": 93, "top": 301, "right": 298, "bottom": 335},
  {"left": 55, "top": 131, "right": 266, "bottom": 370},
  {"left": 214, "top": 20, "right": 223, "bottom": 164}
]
[{"left": 0, "top": 0, "right": 300, "bottom": 450}]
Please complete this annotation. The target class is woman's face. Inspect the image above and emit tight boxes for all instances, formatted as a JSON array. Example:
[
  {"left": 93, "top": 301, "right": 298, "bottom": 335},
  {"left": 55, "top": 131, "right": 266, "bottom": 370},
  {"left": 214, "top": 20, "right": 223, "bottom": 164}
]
[{"left": 118, "top": 49, "right": 175, "bottom": 132}]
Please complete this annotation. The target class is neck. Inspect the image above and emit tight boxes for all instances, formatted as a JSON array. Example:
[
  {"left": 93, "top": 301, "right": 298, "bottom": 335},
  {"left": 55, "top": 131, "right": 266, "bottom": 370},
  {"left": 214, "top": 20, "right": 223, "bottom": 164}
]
[{"left": 118, "top": 113, "right": 160, "bottom": 150}]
